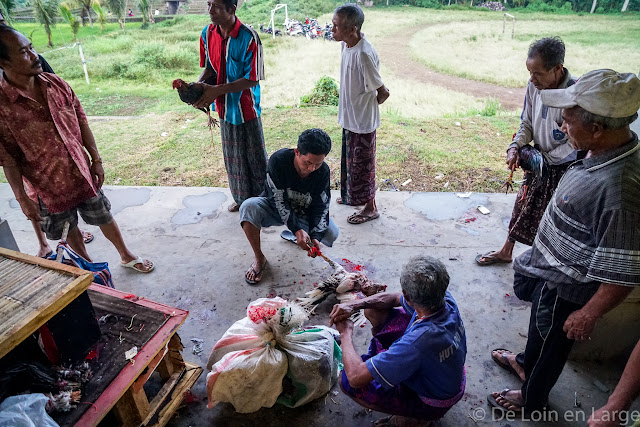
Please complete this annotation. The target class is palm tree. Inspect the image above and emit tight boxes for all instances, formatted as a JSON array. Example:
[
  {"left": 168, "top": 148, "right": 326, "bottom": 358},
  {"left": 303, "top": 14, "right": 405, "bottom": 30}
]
[
  {"left": 33, "top": 0, "right": 59, "bottom": 47},
  {"left": 0, "top": 0, "right": 16, "bottom": 23},
  {"left": 106, "top": 0, "right": 126, "bottom": 31},
  {"left": 59, "top": 2, "right": 80, "bottom": 41},
  {"left": 137, "top": 0, "right": 151, "bottom": 28},
  {"left": 92, "top": 0, "right": 106, "bottom": 32}
]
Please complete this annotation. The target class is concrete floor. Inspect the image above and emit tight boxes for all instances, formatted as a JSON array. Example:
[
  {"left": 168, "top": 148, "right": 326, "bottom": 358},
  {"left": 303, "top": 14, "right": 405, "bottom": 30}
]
[{"left": 1, "top": 183, "right": 637, "bottom": 427}]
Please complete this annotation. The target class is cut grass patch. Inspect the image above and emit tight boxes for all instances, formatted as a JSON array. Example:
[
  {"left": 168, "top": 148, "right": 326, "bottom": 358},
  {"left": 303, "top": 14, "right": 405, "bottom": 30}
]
[{"left": 1, "top": 108, "right": 521, "bottom": 193}]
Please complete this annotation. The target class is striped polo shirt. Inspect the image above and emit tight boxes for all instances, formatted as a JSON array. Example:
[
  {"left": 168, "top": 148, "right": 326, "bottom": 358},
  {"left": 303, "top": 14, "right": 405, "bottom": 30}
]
[
  {"left": 199, "top": 18, "right": 264, "bottom": 125},
  {"left": 514, "top": 133, "right": 640, "bottom": 305}
]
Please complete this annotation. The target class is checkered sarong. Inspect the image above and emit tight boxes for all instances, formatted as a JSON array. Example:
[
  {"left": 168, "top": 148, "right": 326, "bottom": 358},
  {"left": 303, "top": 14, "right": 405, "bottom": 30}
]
[
  {"left": 220, "top": 117, "right": 268, "bottom": 204},
  {"left": 340, "top": 129, "right": 377, "bottom": 206}
]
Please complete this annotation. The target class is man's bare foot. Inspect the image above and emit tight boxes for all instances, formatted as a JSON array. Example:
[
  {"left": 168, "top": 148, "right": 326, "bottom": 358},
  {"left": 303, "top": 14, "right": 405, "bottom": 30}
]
[
  {"left": 228, "top": 202, "right": 240, "bottom": 212},
  {"left": 491, "top": 349, "right": 526, "bottom": 381}
]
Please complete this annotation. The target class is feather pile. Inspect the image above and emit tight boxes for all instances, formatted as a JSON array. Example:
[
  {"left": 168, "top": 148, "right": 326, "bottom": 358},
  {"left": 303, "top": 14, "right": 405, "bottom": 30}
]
[
  {"left": 47, "top": 362, "right": 93, "bottom": 412},
  {"left": 298, "top": 258, "right": 387, "bottom": 327}
]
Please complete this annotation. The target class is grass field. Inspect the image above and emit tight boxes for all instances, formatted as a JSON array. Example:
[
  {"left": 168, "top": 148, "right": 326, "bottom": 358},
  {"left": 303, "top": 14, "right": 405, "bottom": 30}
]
[
  {"left": 408, "top": 12, "right": 640, "bottom": 87},
  {"left": 4, "top": 7, "right": 637, "bottom": 192},
  {"left": 87, "top": 107, "right": 520, "bottom": 192}
]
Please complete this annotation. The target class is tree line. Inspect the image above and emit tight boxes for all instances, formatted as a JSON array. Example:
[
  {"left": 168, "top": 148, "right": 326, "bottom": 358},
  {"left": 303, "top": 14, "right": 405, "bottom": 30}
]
[
  {"left": 0, "top": 0, "right": 157, "bottom": 46},
  {"left": 381, "top": 0, "right": 638, "bottom": 12}
]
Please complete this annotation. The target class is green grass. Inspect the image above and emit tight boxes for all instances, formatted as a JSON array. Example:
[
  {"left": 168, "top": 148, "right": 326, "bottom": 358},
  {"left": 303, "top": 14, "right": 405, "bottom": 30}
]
[
  {"left": 0, "top": 107, "right": 519, "bottom": 192},
  {"left": 407, "top": 12, "right": 640, "bottom": 87},
  {"left": 4, "top": 7, "right": 636, "bottom": 193}
]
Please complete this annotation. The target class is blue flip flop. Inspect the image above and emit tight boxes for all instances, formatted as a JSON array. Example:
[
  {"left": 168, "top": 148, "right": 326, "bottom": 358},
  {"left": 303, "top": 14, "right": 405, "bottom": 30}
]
[{"left": 280, "top": 230, "right": 297, "bottom": 244}]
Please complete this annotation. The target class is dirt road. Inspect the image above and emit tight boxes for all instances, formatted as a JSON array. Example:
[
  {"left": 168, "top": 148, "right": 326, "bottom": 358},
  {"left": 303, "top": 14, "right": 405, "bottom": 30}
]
[{"left": 377, "top": 27, "right": 526, "bottom": 111}]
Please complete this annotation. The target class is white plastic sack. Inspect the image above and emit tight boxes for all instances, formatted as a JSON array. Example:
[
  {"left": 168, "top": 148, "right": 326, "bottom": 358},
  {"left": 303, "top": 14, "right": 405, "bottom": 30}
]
[
  {"left": 0, "top": 394, "right": 59, "bottom": 427},
  {"left": 205, "top": 298, "right": 341, "bottom": 413},
  {"left": 206, "top": 345, "right": 287, "bottom": 413}
]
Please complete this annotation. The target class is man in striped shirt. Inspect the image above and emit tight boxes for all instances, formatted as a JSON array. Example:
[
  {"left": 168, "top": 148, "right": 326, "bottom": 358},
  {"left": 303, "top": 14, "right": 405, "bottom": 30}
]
[
  {"left": 489, "top": 70, "right": 640, "bottom": 415},
  {"left": 193, "top": 0, "right": 267, "bottom": 212}
]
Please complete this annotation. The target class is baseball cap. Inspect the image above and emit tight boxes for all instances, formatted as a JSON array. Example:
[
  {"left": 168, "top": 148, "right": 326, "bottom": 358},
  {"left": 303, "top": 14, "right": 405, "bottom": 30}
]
[{"left": 541, "top": 69, "right": 640, "bottom": 118}]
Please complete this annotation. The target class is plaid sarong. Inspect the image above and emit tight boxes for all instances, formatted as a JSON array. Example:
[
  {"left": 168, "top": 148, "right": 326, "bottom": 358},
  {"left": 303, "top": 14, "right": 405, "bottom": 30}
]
[
  {"left": 220, "top": 117, "right": 268, "bottom": 204},
  {"left": 508, "top": 163, "right": 571, "bottom": 246},
  {"left": 341, "top": 129, "right": 376, "bottom": 206}
]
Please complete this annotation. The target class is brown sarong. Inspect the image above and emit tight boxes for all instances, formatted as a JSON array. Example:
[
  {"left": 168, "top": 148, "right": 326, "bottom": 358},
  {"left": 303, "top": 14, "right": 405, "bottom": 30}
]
[
  {"left": 508, "top": 163, "right": 571, "bottom": 246},
  {"left": 340, "top": 129, "right": 376, "bottom": 206}
]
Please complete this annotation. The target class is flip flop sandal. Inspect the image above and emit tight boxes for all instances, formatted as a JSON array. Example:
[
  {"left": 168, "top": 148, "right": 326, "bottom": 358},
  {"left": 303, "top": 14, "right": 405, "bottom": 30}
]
[
  {"left": 372, "top": 416, "right": 398, "bottom": 427},
  {"left": 245, "top": 260, "right": 267, "bottom": 285},
  {"left": 347, "top": 212, "right": 380, "bottom": 225},
  {"left": 475, "top": 252, "right": 512, "bottom": 266},
  {"left": 81, "top": 230, "right": 94, "bottom": 244},
  {"left": 487, "top": 388, "right": 523, "bottom": 415},
  {"left": 40, "top": 251, "right": 54, "bottom": 259},
  {"left": 491, "top": 348, "right": 523, "bottom": 380},
  {"left": 121, "top": 257, "right": 155, "bottom": 273},
  {"left": 280, "top": 230, "right": 297, "bottom": 244}
]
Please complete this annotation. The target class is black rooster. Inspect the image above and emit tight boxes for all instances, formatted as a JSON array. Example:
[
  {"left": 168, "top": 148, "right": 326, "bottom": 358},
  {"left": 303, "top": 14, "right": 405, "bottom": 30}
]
[
  {"left": 504, "top": 144, "right": 547, "bottom": 200},
  {"left": 173, "top": 78, "right": 218, "bottom": 145}
]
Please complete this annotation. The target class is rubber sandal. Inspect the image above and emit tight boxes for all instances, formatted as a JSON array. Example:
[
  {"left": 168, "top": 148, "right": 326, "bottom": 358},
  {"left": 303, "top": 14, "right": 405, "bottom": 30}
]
[
  {"left": 487, "top": 388, "right": 523, "bottom": 415},
  {"left": 280, "top": 230, "right": 297, "bottom": 244},
  {"left": 245, "top": 260, "right": 267, "bottom": 285},
  {"left": 347, "top": 211, "right": 380, "bottom": 225},
  {"left": 475, "top": 252, "right": 512, "bottom": 266},
  {"left": 491, "top": 348, "right": 523, "bottom": 380},
  {"left": 121, "top": 257, "right": 155, "bottom": 273},
  {"left": 81, "top": 230, "right": 94, "bottom": 244},
  {"left": 40, "top": 251, "right": 54, "bottom": 259}
]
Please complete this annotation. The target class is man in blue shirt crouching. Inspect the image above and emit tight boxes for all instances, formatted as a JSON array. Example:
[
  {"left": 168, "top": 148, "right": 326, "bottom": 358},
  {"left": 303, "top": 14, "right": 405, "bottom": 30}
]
[{"left": 330, "top": 255, "right": 466, "bottom": 426}]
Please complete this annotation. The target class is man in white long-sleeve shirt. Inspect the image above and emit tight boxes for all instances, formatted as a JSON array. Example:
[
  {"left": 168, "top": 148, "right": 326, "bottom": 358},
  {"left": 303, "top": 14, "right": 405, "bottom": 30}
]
[{"left": 476, "top": 37, "right": 577, "bottom": 270}]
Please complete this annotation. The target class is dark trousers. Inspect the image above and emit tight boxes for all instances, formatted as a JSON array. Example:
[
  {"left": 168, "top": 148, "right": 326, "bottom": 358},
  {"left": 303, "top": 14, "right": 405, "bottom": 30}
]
[{"left": 514, "top": 281, "right": 583, "bottom": 412}]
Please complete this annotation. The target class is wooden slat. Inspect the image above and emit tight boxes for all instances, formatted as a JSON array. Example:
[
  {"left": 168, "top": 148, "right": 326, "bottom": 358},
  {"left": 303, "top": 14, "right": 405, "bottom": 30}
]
[
  {"left": 0, "top": 248, "right": 93, "bottom": 360},
  {"left": 75, "top": 285, "right": 189, "bottom": 427},
  {"left": 155, "top": 363, "right": 202, "bottom": 427}
]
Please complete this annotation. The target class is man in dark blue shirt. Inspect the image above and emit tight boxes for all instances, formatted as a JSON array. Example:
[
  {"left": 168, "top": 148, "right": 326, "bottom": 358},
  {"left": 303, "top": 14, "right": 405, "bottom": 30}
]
[{"left": 239, "top": 128, "right": 339, "bottom": 284}]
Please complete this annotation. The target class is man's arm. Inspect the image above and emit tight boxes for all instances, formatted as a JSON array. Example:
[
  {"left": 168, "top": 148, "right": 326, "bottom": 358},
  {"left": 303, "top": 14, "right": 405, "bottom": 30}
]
[
  {"left": 588, "top": 340, "right": 640, "bottom": 426},
  {"left": 334, "top": 320, "right": 375, "bottom": 388},
  {"left": 330, "top": 292, "right": 402, "bottom": 326},
  {"left": 563, "top": 283, "right": 634, "bottom": 341},
  {"left": 507, "top": 83, "right": 535, "bottom": 169},
  {"left": 192, "top": 78, "right": 258, "bottom": 110},
  {"left": 307, "top": 168, "right": 331, "bottom": 245},
  {"left": 3, "top": 165, "right": 41, "bottom": 221},
  {"left": 510, "top": 83, "right": 534, "bottom": 151},
  {"left": 79, "top": 121, "right": 105, "bottom": 189},
  {"left": 198, "top": 67, "right": 216, "bottom": 84}
]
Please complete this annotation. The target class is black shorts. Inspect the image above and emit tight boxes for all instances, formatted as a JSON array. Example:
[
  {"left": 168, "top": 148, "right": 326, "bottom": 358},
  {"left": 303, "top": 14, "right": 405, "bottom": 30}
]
[{"left": 40, "top": 190, "right": 113, "bottom": 239}]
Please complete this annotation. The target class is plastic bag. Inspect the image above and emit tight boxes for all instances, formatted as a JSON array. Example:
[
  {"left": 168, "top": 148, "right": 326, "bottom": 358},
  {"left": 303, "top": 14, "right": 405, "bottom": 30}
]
[
  {"left": 205, "top": 298, "right": 342, "bottom": 413},
  {"left": 0, "top": 393, "right": 59, "bottom": 427},
  {"left": 206, "top": 345, "right": 287, "bottom": 413},
  {"left": 277, "top": 326, "right": 343, "bottom": 408}
]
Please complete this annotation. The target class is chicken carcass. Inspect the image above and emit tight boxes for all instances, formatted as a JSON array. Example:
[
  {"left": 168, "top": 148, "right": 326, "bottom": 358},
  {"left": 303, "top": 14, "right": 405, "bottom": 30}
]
[{"left": 298, "top": 260, "right": 387, "bottom": 327}]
